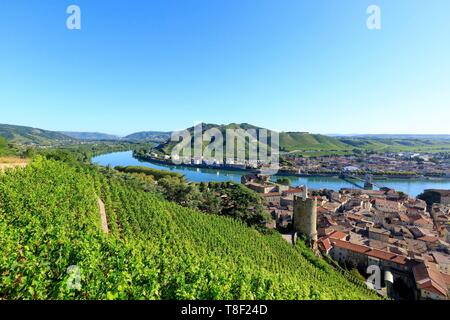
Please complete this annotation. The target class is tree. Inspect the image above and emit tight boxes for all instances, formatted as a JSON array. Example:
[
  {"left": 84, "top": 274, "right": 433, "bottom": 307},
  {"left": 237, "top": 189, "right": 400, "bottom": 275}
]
[{"left": 276, "top": 177, "right": 291, "bottom": 186}]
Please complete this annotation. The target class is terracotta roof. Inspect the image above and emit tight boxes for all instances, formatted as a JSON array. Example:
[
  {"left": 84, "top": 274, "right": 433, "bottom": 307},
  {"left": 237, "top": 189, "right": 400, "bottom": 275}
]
[
  {"left": 431, "top": 252, "right": 450, "bottom": 265},
  {"left": 441, "top": 273, "right": 450, "bottom": 287},
  {"left": 261, "top": 192, "right": 281, "bottom": 197},
  {"left": 283, "top": 188, "right": 304, "bottom": 194},
  {"left": 398, "top": 213, "right": 410, "bottom": 223},
  {"left": 412, "top": 217, "right": 433, "bottom": 226},
  {"left": 329, "top": 230, "right": 348, "bottom": 241},
  {"left": 413, "top": 262, "right": 448, "bottom": 297},
  {"left": 330, "top": 239, "right": 408, "bottom": 265},
  {"left": 318, "top": 237, "right": 332, "bottom": 253},
  {"left": 418, "top": 236, "right": 439, "bottom": 243}
]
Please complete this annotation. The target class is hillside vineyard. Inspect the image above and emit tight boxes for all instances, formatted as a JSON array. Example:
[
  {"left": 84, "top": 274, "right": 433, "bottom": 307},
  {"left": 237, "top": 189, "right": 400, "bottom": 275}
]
[{"left": 0, "top": 158, "right": 379, "bottom": 299}]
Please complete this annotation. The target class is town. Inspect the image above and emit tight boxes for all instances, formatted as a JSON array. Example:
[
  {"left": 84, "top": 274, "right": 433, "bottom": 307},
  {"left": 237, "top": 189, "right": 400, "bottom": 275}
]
[
  {"left": 138, "top": 149, "right": 450, "bottom": 179},
  {"left": 281, "top": 151, "right": 450, "bottom": 178},
  {"left": 242, "top": 173, "right": 450, "bottom": 300}
]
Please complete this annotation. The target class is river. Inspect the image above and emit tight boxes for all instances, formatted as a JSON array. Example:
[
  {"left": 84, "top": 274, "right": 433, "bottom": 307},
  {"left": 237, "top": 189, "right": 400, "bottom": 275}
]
[{"left": 92, "top": 151, "right": 450, "bottom": 198}]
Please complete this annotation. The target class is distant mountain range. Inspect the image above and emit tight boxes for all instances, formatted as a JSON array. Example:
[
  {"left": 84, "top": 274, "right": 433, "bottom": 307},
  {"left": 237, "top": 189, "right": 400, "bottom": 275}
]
[
  {"left": 0, "top": 124, "right": 172, "bottom": 145},
  {"left": 124, "top": 131, "right": 171, "bottom": 143},
  {"left": 62, "top": 130, "right": 172, "bottom": 142},
  {"left": 1, "top": 123, "right": 449, "bottom": 154},
  {"left": 61, "top": 132, "right": 121, "bottom": 141},
  {"left": 330, "top": 134, "right": 450, "bottom": 140}
]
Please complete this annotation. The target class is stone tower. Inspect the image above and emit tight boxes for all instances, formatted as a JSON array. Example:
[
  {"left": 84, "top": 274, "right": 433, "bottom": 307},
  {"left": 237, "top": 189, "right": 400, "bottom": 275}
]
[{"left": 293, "top": 193, "right": 317, "bottom": 248}]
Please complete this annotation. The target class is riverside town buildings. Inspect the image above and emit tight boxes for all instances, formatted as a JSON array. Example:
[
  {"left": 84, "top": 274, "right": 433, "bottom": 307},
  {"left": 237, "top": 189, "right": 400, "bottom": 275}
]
[{"left": 242, "top": 174, "right": 450, "bottom": 300}]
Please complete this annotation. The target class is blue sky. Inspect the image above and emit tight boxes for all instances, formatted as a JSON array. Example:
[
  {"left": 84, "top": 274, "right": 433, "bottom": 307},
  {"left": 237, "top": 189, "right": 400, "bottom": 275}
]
[{"left": 0, "top": 0, "right": 449, "bottom": 135}]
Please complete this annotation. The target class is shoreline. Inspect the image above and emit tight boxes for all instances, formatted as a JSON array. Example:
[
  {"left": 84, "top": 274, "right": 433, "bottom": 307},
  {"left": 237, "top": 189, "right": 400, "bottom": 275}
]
[{"left": 133, "top": 154, "right": 450, "bottom": 181}]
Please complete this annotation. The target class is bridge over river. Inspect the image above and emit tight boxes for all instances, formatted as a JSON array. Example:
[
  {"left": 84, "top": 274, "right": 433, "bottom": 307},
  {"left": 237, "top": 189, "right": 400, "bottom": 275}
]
[{"left": 338, "top": 172, "right": 383, "bottom": 190}]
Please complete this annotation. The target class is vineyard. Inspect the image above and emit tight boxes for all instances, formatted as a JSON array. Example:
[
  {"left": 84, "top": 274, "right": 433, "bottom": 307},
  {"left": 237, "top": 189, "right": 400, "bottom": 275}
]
[{"left": 0, "top": 157, "right": 380, "bottom": 299}]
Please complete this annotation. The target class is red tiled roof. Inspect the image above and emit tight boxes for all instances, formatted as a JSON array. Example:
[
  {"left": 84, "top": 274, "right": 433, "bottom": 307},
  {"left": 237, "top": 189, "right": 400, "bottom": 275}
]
[
  {"left": 413, "top": 218, "right": 433, "bottom": 226},
  {"left": 330, "top": 239, "right": 408, "bottom": 265},
  {"left": 283, "top": 188, "right": 304, "bottom": 194},
  {"left": 441, "top": 273, "right": 450, "bottom": 287},
  {"left": 398, "top": 213, "right": 410, "bottom": 223},
  {"left": 418, "top": 236, "right": 439, "bottom": 243},
  {"left": 262, "top": 192, "right": 281, "bottom": 197},
  {"left": 329, "top": 230, "right": 348, "bottom": 241},
  {"left": 413, "top": 262, "right": 448, "bottom": 297},
  {"left": 318, "top": 237, "right": 332, "bottom": 253}
]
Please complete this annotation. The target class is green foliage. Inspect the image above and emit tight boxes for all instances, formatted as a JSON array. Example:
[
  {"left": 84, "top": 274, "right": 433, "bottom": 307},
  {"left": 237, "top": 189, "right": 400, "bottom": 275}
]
[
  {"left": 113, "top": 166, "right": 271, "bottom": 230},
  {"left": 35, "top": 142, "right": 146, "bottom": 165},
  {"left": 276, "top": 177, "right": 291, "bottom": 186},
  {"left": 0, "top": 136, "right": 7, "bottom": 156},
  {"left": 349, "top": 268, "right": 366, "bottom": 283},
  {"left": 0, "top": 158, "right": 380, "bottom": 300},
  {"left": 115, "top": 165, "right": 183, "bottom": 180},
  {"left": 203, "top": 182, "right": 271, "bottom": 230}
]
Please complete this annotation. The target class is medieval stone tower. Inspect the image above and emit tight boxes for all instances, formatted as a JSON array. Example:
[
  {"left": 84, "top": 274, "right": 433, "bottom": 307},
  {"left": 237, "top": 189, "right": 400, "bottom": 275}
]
[{"left": 293, "top": 190, "right": 318, "bottom": 248}]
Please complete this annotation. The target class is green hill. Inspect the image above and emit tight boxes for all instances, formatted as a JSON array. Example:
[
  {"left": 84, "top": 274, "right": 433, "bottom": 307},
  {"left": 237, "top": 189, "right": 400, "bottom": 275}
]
[
  {"left": 279, "top": 132, "right": 351, "bottom": 152},
  {"left": 0, "top": 124, "right": 73, "bottom": 145},
  {"left": 156, "top": 123, "right": 351, "bottom": 156},
  {"left": 0, "top": 158, "right": 378, "bottom": 300},
  {"left": 125, "top": 131, "right": 171, "bottom": 143}
]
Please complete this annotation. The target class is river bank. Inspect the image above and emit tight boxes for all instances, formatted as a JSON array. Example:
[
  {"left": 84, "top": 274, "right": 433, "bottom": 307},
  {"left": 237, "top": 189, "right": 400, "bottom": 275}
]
[
  {"left": 134, "top": 154, "right": 448, "bottom": 181},
  {"left": 92, "top": 151, "right": 450, "bottom": 198}
]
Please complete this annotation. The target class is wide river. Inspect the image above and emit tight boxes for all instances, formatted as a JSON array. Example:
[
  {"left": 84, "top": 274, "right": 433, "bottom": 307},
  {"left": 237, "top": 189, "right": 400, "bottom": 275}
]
[{"left": 93, "top": 151, "right": 450, "bottom": 198}]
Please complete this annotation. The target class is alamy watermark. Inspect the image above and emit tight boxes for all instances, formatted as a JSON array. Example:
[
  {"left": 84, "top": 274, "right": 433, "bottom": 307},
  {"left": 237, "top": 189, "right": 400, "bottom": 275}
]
[
  {"left": 66, "top": 265, "right": 82, "bottom": 291},
  {"left": 366, "top": 265, "right": 382, "bottom": 290},
  {"left": 65, "top": 5, "right": 380, "bottom": 31},
  {"left": 366, "top": 265, "right": 394, "bottom": 291},
  {"left": 367, "top": 5, "right": 381, "bottom": 30},
  {"left": 66, "top": 5, "right": 81, "bottom": 30},
  {"left": 169, "top": 123, "right": 280, "bottom": 175}
]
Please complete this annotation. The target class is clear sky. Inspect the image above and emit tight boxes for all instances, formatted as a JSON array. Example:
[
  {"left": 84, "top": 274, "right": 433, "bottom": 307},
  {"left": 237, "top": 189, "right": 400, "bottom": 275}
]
[{"left": 0, "top": 0, "right": 449, "bottom": 136}]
